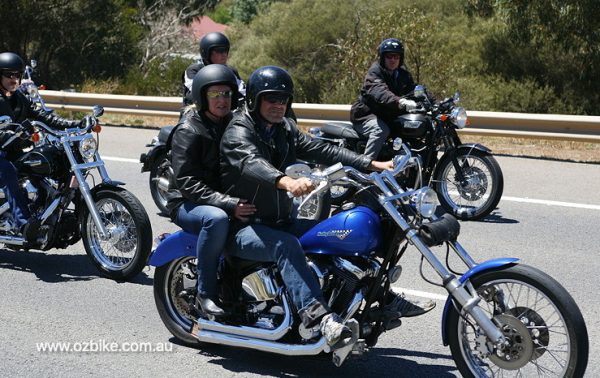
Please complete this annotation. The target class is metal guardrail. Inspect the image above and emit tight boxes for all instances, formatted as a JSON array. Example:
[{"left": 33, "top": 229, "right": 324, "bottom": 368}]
[{"left": 41, "top": 90, "right": 600, "bottom": 143}]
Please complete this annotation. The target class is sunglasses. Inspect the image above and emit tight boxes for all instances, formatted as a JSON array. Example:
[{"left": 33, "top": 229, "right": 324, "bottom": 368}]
[
  {"left": 384, "top": 54, "right": 401, "bottom": 60},
  {"left": 1, "top": 71, "right": 22, "bottom": 79},
  {"left": 212, "top": 47, "right": 229, "bottom": 54},
  {"left": 206, "top": 90, "right": 233, "bottom": 99},
  {"left": 263, "top": 94, "right": 290, "bottom": 105}
]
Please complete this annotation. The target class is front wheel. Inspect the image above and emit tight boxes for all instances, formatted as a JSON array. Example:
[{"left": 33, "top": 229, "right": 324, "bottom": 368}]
[
  {"left": 81, "top": 188, "right": 152, "bottom": 280},
  {"left": 153, "top": 256, "right": 200, "bottom": 346},
  {"left": 447, "top": 264, "right": 588, "bottom": 377},
  {"left": 434, "top": 149, "right": 503, "bottom": 221}
]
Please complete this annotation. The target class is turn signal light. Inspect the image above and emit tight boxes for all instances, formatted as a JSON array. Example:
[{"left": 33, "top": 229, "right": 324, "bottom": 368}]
[
  {"left": 92, "top": 124, "right": 102, "bottom": 133},
  {"left": 30, "top": 132, "right": 40, "bottom": 142}
]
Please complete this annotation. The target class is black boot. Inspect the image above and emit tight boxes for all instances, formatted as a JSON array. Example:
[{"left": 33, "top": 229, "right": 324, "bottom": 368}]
[{"left": 195, "top": 296, "right": 225, "bottom": 317}]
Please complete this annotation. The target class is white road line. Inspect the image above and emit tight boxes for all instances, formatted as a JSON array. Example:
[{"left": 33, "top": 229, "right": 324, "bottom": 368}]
[
  {"left": 103, "top": 155, "right": 600, "bottom": 210},
  {"left": 103, "top": 156, "right": 140, "bottom": 163},
  {"left": 501, "top": 196, "right": 600, "bottom": 210}
]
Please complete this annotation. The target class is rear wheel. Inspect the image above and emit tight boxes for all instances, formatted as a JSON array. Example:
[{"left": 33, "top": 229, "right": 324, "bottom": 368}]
[
  {"left": 149, "top": 153, "right": 173, "bottom": 216},
  {"left": 153, "top": 256, "right": 200, "bottom": 346},
  {"left": 447, "top": 264, "right": 588, "bottom": 377}
]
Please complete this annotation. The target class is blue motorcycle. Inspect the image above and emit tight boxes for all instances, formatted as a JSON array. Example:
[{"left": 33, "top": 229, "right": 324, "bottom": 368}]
[{"left": 149, "top": 143, "right": 588, "bottom": 375}]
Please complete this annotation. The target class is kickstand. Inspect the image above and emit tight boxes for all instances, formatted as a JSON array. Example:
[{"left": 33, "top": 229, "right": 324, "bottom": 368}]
[{"left": 332, "top": 319, "right": 359, "bottom": 367}]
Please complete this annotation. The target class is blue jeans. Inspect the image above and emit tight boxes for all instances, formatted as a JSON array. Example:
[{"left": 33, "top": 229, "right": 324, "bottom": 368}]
[
  {"left": 175, "top": 202, "right": 229, "bottom": 298},
  {"left": 228, "top": 219, "right": 330, "bottom": 327},
  {"left": 0, "top": 154, "right": 30, "bottom": 229}
]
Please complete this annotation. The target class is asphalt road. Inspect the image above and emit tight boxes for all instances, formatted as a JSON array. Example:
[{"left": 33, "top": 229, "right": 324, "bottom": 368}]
[{"left": 1, "top": 125, "right": 599, "bottom": 377}]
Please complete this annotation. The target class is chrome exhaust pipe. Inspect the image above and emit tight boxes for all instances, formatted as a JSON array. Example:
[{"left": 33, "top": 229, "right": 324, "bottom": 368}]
[
  {"left": 195, "top": 328, "right": 327, "bottom": 356},
  {"left": 194, "top": 294, "right": 292, "bottom": 341},
  {"left": 0, "top": 235, "right": 25, "bottom": 246}
]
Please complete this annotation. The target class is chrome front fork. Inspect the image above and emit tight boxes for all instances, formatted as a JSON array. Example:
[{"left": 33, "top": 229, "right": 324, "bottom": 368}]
[
  {"left": 63, "top": 144, "right": 110, "bottom": 239},
  {"left": 374, "top": 172, "right": 505, "bottom": 346}
]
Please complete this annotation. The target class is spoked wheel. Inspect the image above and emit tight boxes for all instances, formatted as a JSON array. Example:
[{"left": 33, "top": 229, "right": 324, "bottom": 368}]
[
  {"left": 153, "top": 256, "right": 200, "bottom": 346},
  {"left": 149, "top": 154, "right": 173, "bottom": 216},
  {"left": 434, "top": 149, "right": 503, "bottom": 221},
  {"left": 81, "top": 188, "right": 152, "bottom": 280},
  {"left": 447, "top": 264, "right": 588, "bottom": 377}
]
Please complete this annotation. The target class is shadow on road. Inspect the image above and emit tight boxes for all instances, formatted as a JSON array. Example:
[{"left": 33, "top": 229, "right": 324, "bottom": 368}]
[
  {"left": 0, "top": 248, "right": 153, "bottom": 285},
  {"left": 179, "top": 341, "right": 457, "bottom": 377},
  {"left": 478, "top": 210, "right": 518, "bottom": 224}
]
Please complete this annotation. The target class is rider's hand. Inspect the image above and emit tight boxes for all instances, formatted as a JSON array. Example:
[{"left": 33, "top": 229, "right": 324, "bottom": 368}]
[
  {"left": 277, "top": 176, "right": 315, "bottom": 197},
  {"left": 399, "top": 98, "right": 418, "bottom": 112},
  {"left": 368, "top": 160, "right": 394, "bottom": 171},
  {"left": 232, "top": 199, "right": 257, "bottom": 222}
]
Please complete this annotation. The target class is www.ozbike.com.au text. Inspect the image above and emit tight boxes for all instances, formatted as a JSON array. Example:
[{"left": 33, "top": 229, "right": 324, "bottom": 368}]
[{"left": 36, "top": 339, "right": 174, "bottom": 353}]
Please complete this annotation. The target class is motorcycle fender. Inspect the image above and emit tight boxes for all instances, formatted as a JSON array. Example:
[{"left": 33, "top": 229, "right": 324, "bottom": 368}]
[
  {"left": 140, "top": 144, "right": 167, "bottom": 173},
  {"left": 440, "top": 257, "right": 519, "bottom": 346},
  {"left": 75, "top": 183, "right": 126, "bottom": 217},
  {"left": 147, "top": 231, "right": 197, "bottom": 267},
  {"left": 434, "top": 143, "right": 492, "bottom": 179},
  {"left": 456, "top": 143, "right": 491, "bottom": 155}
]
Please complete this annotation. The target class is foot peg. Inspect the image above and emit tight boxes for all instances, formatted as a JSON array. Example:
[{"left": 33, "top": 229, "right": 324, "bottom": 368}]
[{"left": 331, "top": 319, "right": 360, "bottom": 367}]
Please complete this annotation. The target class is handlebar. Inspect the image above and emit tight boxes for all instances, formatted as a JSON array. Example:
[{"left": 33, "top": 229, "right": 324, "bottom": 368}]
[{"left": 292, "top": 143, "right": 415, "bottom": 213}]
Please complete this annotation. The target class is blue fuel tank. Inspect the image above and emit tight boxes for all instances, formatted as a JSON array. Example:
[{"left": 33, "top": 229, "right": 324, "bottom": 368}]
[{"left": 299, "top": 206, "right": 381, "bottom": 257}]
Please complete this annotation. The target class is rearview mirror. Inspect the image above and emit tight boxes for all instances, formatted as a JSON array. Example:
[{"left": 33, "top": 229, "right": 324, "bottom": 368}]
[
  {"left": 285, "top": 163, "right": 311, "bottom": 179},
  {"left": 414, "top": 85, "right": 426, "bottom": 99},
  {"left": 92, "top": 105, "right": 104, "bottom": 118},
  {"left": 0, "top": 115, "right": 13, "bottom": 125}
]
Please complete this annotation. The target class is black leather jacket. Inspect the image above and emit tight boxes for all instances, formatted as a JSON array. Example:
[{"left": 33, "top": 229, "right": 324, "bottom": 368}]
[
  {"left": 0, "top": 90, "right": 80, "bottom": 155},
  {"left": 220, "top": 112, "right": 372, "bottom": 225},
  {"left": 350, "top": 62, "right": 415, "bottom": 124},
  {"left": 167, "top": 109, "right": 240, "bottom": 219}
]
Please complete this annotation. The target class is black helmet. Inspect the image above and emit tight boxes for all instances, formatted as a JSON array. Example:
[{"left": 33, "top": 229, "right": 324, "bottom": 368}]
[
  {"left": 191, "top": 64, "right": 239, "bottom": 111},
  {"left": 246, "top": 66, "right": 293, "bottom": 112},
  {"left": 0, "top": 52, "right": 25, "bottom": 72},
  {"left": 378, "top": 38, "right": 404, "bottom": 66},
  {"left": 199, "top": 32, "right": 230, "bottom": 64}
]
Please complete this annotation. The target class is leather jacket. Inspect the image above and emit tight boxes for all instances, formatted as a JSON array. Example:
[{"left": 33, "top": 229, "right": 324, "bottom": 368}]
[
  {"left": 166, "top": 109, "right": 240, "bottom": 219},
  {"left": 0, "top": 90, "right": 80, "bottom": 155},
  {"left": 350, "top": 62, "right": 415, "bottom": 124},
  {"left": 220, "top": 112, "right": 372, "bottom": 225}
]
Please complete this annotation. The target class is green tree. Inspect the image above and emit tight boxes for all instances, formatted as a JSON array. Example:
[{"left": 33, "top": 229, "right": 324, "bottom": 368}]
[
  {"left": 469, "top": 0, "right": 600, "bottom": 114},
  {"left": 0, "top": 0, "right": 142, "bottom": 89}
]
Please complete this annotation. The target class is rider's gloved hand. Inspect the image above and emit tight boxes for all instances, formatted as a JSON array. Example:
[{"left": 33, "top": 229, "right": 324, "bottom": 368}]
[{"left": 398, "top": 98, "right": 418, "bottom": 112}]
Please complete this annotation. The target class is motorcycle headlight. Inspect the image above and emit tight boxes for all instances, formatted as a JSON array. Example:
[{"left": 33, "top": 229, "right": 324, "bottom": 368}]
[
  {"left": 450, "top": 107, "right": 468, "bottom": 129},
  {"left": 412, "top": 187, "right": 438, "bottom": 218},
  {"left": 79, "top": 135, "right": 97, "bottom": 160}
]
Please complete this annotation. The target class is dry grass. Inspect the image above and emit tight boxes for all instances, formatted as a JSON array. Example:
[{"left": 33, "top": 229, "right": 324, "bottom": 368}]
[{"left": 99, "top": 113, "right": 600, "bottom": 164}]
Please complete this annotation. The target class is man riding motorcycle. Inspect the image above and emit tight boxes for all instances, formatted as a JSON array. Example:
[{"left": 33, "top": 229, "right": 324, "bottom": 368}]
[
  {"left": 350, "top": 38, "right": 419, "bottom": 159},
  {"left": 220, "top": 66, "right": 434, "bottom": 348},
  {"left": 0, "top": 52, "right": 81, "bottom": 243},
  {"left": 181, "top": 32, "right": 245, "bottom": 107}
]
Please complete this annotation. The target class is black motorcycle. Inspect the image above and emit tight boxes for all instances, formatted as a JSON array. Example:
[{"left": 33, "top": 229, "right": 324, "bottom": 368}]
[
  {"left": 308, "top": 86, "right": 504, "bottom": 221},
  {"left": 140, "top": 125, "right": 176, "bottom": 216},
  {"left": 0, "top": 107, "right": 152, "bottom": 280}
]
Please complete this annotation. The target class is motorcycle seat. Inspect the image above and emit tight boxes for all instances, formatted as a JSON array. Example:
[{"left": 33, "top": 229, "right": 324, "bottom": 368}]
[
  {"left": 321, "top": 122, "right": 360, "bottom": 140},
  {"left": 158, "top": 125, "right": 175, "bottom": 144}
]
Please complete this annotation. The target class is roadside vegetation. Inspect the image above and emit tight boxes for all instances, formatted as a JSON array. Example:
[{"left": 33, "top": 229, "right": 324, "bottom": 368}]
[{"left": 1, "top": 0, "right": 598, "bottom": 116}]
